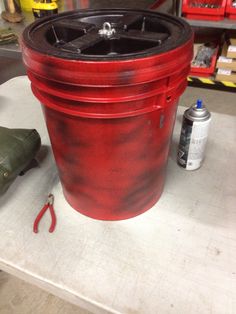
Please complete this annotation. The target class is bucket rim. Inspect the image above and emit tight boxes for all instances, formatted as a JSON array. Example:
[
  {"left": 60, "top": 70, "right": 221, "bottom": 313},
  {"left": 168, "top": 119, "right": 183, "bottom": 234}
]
[{"left": 22, "top": 8, "right": 192, "bottom": 61}]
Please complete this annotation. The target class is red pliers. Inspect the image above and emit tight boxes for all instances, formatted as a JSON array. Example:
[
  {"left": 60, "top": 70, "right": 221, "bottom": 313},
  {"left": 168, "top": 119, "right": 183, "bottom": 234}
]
[{"left": 33, "top": 194, "right": 56, "bottom": 233}]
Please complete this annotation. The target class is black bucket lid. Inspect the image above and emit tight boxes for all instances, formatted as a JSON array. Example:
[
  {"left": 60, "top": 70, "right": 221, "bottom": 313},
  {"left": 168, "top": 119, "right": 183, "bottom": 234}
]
[{"left": 23, "top": 9, "right": 192, "bottom": 61}]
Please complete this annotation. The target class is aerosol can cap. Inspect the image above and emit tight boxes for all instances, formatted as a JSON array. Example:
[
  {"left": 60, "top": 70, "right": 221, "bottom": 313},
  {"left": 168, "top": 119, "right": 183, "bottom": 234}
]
[
  {"left": 184, "top": 99, "right": 211, "bottom": 122},
  {"left": 196, "top": 99, "right": 203, "bottom": 109}
]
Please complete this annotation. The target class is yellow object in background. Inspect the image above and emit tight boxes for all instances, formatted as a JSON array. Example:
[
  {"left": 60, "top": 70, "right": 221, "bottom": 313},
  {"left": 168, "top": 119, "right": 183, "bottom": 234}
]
[
  {"left": 32, "top": 0, "right": 58, "bottom": 18},
  {"left": 20, "top": 0, "right": 34, "bottom": 11}
]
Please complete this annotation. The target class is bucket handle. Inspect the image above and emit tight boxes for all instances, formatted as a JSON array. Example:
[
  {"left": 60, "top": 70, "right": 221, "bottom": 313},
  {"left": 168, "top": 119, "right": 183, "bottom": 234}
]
[{"left": 32, "top": 85, "right": 162, "bottom": 119}]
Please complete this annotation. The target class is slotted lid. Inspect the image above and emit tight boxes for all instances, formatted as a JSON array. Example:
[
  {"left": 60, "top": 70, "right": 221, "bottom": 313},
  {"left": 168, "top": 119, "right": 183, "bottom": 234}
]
[{"left": 23, "top": 9, "right": 192, "bottom": 60}]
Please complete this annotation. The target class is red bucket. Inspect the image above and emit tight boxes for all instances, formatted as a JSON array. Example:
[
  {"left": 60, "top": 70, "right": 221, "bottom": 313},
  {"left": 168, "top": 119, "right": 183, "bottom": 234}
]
[{"left": 22, "top": 9, "right": 193, "bottom": 220}]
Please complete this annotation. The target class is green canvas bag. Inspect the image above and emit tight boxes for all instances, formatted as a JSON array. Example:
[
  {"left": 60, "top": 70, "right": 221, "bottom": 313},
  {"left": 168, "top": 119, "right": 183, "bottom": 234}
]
[{"left": 0, "top": 127, "right": 41, "bottom": 195}]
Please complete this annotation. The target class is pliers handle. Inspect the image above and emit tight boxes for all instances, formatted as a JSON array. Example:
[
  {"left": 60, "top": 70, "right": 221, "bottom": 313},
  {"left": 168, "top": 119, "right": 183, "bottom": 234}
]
[{"left": 33, "top": 194, "right": 56, "bottom": 233}]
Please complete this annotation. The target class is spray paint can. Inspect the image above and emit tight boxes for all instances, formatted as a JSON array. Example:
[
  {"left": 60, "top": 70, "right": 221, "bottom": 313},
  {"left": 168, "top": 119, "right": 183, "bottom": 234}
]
[{"left": 177, "top": 99, "right": 211, "bottom": 170}]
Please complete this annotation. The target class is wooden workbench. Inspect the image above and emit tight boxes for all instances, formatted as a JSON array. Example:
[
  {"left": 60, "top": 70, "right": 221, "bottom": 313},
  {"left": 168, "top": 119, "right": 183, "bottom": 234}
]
[{"left": 0, "top": 76, "right": 235, "bottom": 314}]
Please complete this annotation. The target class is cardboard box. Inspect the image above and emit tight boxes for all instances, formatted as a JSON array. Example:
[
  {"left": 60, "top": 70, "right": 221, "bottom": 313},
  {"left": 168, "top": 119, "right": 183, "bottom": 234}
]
[
  {"left": 217, "top": 43, "right": 236, "bottom": 71},
  {"left": 216, "top": 68, "right": 236, "bottom": 83},
  {"left": 226, "top": 37, "right": 236, "bottom": 59}
]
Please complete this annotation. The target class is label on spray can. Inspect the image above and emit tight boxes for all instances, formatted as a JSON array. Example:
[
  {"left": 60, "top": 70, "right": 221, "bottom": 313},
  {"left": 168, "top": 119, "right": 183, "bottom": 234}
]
[
  {"left": 177, "top": 116, "right": 193, "bottom": 169},
  {"left": 177, "top": 100, "right": 211, "bottom": 170}
]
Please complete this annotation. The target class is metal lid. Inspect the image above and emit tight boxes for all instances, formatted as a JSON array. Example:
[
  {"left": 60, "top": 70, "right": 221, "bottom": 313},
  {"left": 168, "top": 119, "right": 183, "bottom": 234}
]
[
  {"left": 185, "top": 103, "right": 211, "bottom": 122},
  {"left": 23, "top": 9, "right": 192, "bottom": 61}
]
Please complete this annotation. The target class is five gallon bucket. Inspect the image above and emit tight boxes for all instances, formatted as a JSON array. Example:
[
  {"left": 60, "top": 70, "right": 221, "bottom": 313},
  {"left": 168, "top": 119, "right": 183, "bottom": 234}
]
[{"left": 22, "top": 9, "right": 193, "bottom": 220}]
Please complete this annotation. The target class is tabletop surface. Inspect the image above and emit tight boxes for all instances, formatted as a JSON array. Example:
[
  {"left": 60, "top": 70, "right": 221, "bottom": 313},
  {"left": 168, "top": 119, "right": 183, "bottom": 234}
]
[{"left": 0, "top": 76, "right": 236, "bottom": 314}]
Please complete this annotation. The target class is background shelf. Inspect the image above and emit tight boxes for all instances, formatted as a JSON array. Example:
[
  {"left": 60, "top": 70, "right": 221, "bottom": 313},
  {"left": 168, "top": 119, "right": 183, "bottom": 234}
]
[{"left": 184, "top": 17, "right": 236, "bottom": 29}]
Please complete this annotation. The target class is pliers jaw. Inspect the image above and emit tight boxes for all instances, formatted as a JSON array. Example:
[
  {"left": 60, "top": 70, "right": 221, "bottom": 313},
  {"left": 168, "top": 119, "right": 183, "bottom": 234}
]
[{"left": 47, "top": 194, "right": 54, "bottom": 206}]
